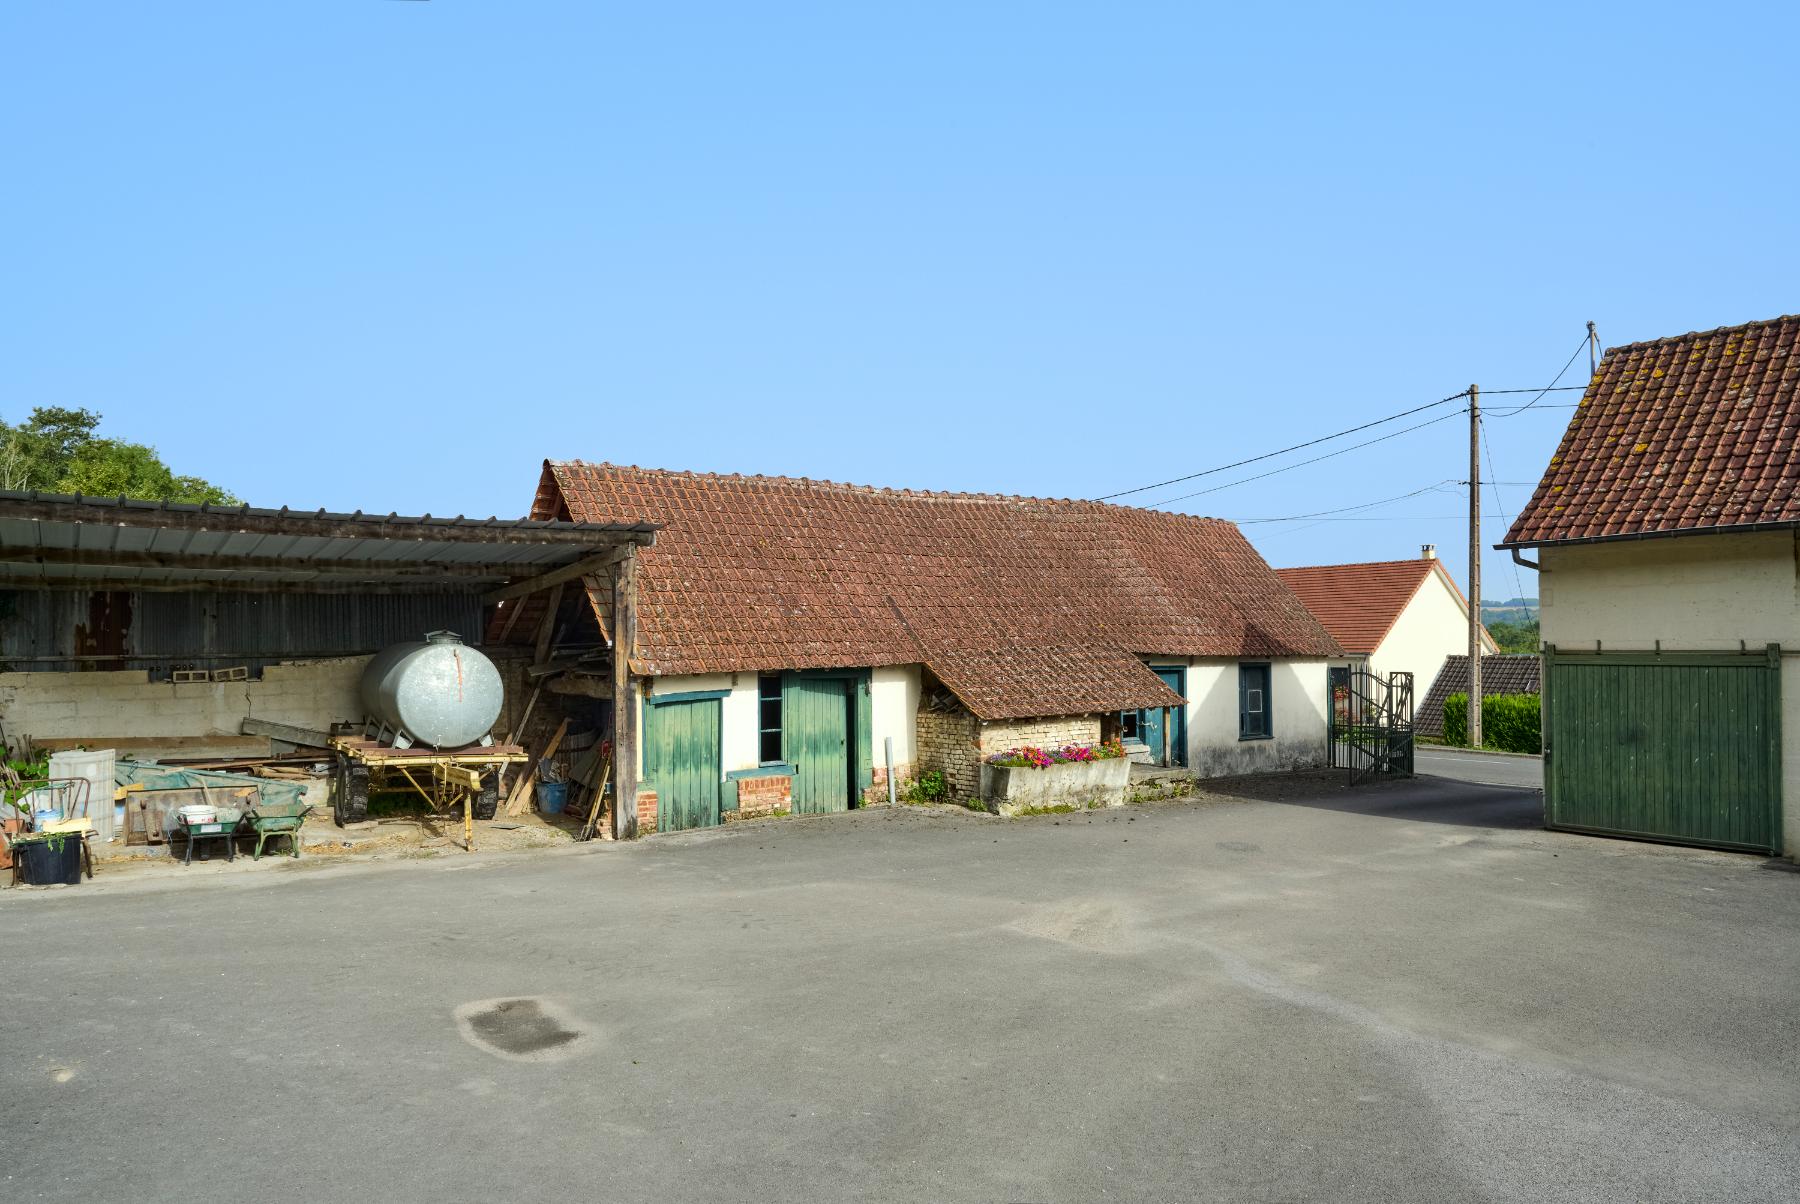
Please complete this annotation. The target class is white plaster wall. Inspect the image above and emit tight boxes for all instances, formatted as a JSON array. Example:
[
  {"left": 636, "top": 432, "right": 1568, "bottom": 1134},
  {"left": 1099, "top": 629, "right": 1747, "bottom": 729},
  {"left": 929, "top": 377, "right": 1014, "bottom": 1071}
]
[
  {"left": 871, "top": 664, "right": 921, "bottom": 771},
  {"left": 1538, "top": 530, "right": 1800, "bottom": 854},
  {"left": 1370, "top": 565, "right": 1496, "bottom": 694},
  {"left": 0, "top": 657, "right": 371, "bottom": 755},
  {"left": 1148, "top": 656, "right": 1331, "bottom": 776}
]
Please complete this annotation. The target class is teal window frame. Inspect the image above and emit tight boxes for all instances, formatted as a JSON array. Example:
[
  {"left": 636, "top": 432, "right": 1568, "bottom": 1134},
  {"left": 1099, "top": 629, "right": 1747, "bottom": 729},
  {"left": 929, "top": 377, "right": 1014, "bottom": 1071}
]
[
  {"left": 1238, "top": 662, "right": 1273, "bottom": 740},
  {"left": 757, "top": 674, "right": 784, "bottom": 765}
]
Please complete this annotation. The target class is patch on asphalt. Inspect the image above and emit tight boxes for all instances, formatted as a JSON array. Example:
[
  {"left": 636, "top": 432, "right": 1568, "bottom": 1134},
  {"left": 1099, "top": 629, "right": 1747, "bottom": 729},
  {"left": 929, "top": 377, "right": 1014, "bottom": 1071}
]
[
  {"left": 454, "top": 997, "right": 597, "bottom": 1063},
  {"left": 1216, "top": 840, "right": 1261, "bottom": 853},
  {"left": 1007, "top": 899, "right": 1138, "bottom": 954}
]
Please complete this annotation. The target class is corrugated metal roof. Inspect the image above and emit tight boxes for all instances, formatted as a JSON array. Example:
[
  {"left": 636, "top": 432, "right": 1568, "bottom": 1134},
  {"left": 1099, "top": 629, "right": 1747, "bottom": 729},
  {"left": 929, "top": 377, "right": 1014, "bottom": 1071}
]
[{"left": 0, "top": 490, "right": 659, "bottom": 590}]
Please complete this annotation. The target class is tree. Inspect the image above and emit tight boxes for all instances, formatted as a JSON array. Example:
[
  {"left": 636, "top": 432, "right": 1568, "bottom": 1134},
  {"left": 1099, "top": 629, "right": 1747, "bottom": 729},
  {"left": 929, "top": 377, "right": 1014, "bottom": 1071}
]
[
  {"left": 1487, "top": 617, "right": 1540, "bottom": 654},
  {"left": 0, "top": 407, "right": 237, "bottom": 504}
]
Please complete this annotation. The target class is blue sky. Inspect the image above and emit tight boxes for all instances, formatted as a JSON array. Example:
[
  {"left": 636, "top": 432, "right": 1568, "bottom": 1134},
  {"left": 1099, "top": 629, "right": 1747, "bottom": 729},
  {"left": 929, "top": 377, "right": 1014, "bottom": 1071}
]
[{"left": 5, "top": 3, "right": 1796, "bottom": 599}]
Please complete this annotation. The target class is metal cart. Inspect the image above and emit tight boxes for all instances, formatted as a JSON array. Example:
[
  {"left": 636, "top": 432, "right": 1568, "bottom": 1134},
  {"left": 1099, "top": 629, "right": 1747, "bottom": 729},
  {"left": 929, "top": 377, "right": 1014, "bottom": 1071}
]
[{"left": 327, "top": 735, "right": 528, "bottom": 851}]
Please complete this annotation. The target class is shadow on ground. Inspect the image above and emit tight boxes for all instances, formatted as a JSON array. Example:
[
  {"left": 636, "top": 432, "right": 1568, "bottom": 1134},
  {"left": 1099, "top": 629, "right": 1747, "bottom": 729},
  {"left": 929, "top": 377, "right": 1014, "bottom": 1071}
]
[{"left": 1254, "top": 775, "right": 1545, "bottom": 831}]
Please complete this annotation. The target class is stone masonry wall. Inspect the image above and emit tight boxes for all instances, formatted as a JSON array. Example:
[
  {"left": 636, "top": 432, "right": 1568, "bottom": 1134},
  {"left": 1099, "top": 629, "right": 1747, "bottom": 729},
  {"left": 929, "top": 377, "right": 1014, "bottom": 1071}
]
[
  {"left": 916, "top": 706, "right": 981, "bottom": 799},
  {"left": 977, "top": 716, "right": 1103, "bottom": 757}
]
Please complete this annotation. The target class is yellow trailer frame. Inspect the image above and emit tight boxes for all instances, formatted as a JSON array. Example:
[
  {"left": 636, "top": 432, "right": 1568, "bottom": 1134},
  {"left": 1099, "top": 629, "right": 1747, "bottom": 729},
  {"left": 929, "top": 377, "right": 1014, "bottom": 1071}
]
[{"left": 329, "top": 736, "right": 529, "bottom": 851}]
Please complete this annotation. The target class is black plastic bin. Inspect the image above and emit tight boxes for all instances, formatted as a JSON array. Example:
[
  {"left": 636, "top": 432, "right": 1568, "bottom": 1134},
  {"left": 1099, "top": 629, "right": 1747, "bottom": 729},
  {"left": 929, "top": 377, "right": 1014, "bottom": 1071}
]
[{"left": 13, "top": 836, "right": 83, "bottom": 886}]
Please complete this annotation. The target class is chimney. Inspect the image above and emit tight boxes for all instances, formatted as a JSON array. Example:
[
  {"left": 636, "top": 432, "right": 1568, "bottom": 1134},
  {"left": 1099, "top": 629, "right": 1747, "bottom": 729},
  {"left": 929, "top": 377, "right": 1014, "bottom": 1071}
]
[{"left": 1421, "top": 544, "right": 1437, "bottom": 560}]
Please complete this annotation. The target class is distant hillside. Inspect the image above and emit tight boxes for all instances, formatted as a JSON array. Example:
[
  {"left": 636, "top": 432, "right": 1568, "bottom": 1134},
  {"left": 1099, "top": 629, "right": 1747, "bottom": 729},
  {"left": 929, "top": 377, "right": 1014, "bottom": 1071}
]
[{"left": 1482, "top": 596, "right": 1538, "bottom": 623}]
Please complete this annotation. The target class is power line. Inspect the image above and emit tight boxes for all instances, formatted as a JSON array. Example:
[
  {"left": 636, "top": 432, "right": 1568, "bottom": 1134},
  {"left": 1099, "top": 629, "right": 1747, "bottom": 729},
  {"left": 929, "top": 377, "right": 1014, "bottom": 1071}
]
[
  {"left": 1235, "top": 481, "right": 1459, "bottom": 524},
  {"left": 1144, "top": 408, "right": 1467, "bottom": 508},
  {"left": 1480, "top": 417, "right": 1526, "bottom": 602},
  {"left": 1096, "top": 389, "right": 1471, "bottom": 502},
  {"left": 1485, "top": 335, "right": 1591, "bottom": 416}
]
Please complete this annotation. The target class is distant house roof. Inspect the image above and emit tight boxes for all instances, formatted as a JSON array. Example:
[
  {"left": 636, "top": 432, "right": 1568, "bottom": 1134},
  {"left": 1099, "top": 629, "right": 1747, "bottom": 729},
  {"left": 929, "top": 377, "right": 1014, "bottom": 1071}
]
[
  {"left": 1273, "top": 558, "right": 1486, "bottom": 656},
  {"left": 1416, "top": 654, "right": 1541, "bottom": 737},
  {"left": 532, "top": 462, "right": 1343, "bottom": 721},
  {"left": 1502, "top": 314, "right": 1800, "bottom": 547}
]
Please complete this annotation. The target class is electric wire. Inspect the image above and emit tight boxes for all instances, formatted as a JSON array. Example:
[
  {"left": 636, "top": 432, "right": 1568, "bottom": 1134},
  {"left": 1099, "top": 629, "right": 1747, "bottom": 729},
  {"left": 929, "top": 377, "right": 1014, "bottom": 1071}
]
[
  {"left": 1142, "top": 408, "right": 1467, "bottom": 509},
  {"left": 1234, "top": 480, "right": 1460, "bottom": 524},
  {"left": 1484, "top": 335, "right": 1591, "bottom": 416},
  {"left": 1095, "top": 389, "right": 1471, "bottom": 502}
]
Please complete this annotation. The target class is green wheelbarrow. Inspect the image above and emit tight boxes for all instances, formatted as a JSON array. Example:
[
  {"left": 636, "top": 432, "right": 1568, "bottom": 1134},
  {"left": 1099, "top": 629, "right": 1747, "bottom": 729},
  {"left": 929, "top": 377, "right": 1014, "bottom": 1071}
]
[{"left": 242, "top": 800, "right": 314, "bottom": 860}]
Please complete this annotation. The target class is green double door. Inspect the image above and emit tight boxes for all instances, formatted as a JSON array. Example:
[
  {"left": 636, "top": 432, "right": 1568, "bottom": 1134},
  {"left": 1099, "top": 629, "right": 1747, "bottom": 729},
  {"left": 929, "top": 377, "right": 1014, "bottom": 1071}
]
[
  {"left": 1546, "top": 651, "right": 1782, "bottom": 854},
  {"left": 784, "top": 676, "right": 855, "bottom": 813},
  {"left": 645, "top": 696, "right": 722, "bottom": 832}
]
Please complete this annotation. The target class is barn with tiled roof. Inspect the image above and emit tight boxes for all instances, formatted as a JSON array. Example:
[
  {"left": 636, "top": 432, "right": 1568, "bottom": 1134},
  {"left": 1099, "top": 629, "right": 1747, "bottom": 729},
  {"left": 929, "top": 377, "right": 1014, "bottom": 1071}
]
[{"left": 505, "top": 461, "right": 1345, "bottom": 831}]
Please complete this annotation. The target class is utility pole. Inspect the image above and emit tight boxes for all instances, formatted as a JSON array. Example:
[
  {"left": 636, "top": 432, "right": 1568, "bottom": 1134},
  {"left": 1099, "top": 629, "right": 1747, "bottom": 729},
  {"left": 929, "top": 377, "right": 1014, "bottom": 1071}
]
[{"left": 1467, "top": 384, "right": 1483, "bottom": 749}]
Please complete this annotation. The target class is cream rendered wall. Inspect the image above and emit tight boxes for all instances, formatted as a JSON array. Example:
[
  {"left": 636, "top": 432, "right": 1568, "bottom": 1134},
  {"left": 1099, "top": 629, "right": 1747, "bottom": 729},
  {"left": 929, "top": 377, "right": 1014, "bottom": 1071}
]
[
  {"left": 1537, "top": 530, "right": 1800, "bottom": 854},
  {"left": 1147, "top": 656, "right": 1331, "bottom": 776},
  {"left": 1369, "top": 565, "right": 1496, "bottom": 695},
  {"left": 870, "top": 664, "right": 921, "bottom": 772}
]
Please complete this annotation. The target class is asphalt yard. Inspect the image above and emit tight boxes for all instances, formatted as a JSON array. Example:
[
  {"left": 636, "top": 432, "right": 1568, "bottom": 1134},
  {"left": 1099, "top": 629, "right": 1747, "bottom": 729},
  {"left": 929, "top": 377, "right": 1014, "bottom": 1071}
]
[{"left": 3, "top": 773, "right": 1795, "bottom": 1203}]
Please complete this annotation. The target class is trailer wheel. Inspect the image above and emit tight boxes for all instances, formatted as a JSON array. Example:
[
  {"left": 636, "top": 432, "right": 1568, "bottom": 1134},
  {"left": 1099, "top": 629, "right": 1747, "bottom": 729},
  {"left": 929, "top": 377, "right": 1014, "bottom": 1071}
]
[
  {"left": 336, "top": 756, "right": 369, "bottom": 825},
  {"left": 472, "top": 771, "right": 499, "bottom": 821}
]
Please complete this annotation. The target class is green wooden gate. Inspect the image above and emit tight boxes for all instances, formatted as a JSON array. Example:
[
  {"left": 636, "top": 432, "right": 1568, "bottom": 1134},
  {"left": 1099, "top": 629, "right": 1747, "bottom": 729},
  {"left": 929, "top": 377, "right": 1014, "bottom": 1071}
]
[
  {"left": 644, "top": 694, "right": 723, "bottom": 832},
  {"left": 782, "top": 672, "right": 872, "bottom": 814},
  {"left": 1545, "top": 648, "right": 1783, "bottom": 855}
]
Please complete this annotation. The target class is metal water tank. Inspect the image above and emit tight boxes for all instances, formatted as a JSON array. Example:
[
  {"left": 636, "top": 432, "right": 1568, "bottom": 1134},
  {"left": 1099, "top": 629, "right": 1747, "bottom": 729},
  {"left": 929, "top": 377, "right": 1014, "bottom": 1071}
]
[{"left": 359, "top": 631, "right": 504, "bottom": 749}]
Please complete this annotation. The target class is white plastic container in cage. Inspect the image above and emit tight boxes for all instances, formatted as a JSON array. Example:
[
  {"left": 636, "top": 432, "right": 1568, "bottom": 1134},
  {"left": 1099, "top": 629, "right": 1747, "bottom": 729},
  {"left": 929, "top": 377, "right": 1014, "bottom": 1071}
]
[{"left": 49, "top": 748, "right": 116, "bottom": 841}]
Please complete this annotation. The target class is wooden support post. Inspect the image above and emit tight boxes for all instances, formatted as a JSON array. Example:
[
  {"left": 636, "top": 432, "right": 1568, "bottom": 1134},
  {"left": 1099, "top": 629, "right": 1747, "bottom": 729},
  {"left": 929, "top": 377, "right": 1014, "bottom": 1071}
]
[
  {"left": 611, "top": 548, "right": 640, "bottom": 840},
  {"left": 1160, "top": 707, "right": 1172, "bottom": 768}
]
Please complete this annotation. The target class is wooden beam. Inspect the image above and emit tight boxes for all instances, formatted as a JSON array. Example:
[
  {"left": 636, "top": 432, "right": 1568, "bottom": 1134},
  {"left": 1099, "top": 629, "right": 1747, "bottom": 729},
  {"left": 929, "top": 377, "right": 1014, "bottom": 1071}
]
[
  {"left": 612, "top": 550, "right": 640, "bottom": 840},
  {"left": 481, "top": 545, "right": 636, "bottom": 605},
  {"left": 240, "top": 718, "right": 333, "bottom": 749},
  {"left": 533, "top": 581, "right": 566, "bottom": 666}
]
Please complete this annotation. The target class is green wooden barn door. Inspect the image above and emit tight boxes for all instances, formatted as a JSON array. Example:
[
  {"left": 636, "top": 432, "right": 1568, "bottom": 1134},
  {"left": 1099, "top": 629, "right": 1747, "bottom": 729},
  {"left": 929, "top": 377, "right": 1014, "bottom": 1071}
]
[
  {"left": 645, "top": 697, "right": 722, "bottom": 832},
  {"left": 1546, "top": 651, "right": 1781, "bottom": 854},
  {"left": 784, "top": 676, "right": 852, "bottom": 813}
]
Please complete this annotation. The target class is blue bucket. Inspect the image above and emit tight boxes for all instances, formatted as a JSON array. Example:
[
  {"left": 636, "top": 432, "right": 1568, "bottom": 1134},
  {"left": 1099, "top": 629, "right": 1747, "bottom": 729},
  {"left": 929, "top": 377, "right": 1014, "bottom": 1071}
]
[{"left": 536, "top": 782, "right": 569, "bottom": 815}]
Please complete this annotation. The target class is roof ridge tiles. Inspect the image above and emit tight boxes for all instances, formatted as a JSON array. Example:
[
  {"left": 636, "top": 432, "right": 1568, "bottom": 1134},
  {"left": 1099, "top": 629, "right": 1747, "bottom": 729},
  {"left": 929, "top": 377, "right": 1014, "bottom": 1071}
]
[{"left": 1602, "top": 312, "right": 1800, "bottom": 355}]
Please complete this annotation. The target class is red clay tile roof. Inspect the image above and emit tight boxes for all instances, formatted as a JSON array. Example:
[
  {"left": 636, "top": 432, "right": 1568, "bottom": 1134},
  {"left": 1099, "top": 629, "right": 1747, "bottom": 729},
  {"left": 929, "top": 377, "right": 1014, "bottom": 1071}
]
[
  {"left": 536, "top": 461, "right": 1342, "bottom": 720},
  {"left": 1273, "top": 559, "right": 1442, "bottom": 655},
  {"left": 1503, "top": 314, "right": 1800, "bottom": 546}
]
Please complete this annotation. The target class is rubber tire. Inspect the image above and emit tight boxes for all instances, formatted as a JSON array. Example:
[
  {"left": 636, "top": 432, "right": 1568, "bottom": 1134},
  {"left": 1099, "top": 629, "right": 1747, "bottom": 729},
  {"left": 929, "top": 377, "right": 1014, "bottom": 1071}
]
[
  {"left": 330, "top": 758, "right": 346, "bottom": 826},
  {"left": 337, "top": 758, "right": 369, "bottom": 825},
  {"left": 472, "top": 772, "right": 499, "bottom": 821}
]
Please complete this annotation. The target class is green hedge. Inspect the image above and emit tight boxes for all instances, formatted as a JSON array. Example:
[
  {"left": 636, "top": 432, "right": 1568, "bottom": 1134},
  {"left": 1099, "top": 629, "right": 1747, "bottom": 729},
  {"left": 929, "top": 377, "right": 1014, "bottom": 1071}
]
[{"left": 1442, "top": 692, "right": 1541, "bottom": 754}]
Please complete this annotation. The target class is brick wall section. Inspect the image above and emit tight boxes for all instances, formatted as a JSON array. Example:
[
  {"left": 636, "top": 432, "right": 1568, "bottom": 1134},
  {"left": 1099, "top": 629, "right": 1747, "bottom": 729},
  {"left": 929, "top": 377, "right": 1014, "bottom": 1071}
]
[
  {"left": 735, "top": 774, "right": 790, "bottom": 818},
  {"left": 637, "top": 788, "right": 658, "bottom": 834},
  {"left": 917, "top": 707, "right": 981, "bottom": 798}
]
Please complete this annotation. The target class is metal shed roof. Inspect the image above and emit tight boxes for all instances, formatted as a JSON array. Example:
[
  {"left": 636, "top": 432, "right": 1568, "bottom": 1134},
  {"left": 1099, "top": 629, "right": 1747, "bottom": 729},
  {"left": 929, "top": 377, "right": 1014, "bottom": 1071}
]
[{"left": 0, "top": 491, "right": 658, "bottom": 593}]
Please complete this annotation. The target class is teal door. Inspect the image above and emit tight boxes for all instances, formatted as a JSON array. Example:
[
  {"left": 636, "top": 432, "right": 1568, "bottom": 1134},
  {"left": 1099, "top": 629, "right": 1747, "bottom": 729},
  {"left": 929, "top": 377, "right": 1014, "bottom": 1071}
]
[
  {"left": 645, "top": 697, "right": 722, "bottom": 831},
  {"left": 784, "top": 676, "right": 853, "bottom": 813},
  {"left": 1138, "top": 667, "right": 1187, "bottom": 767}
]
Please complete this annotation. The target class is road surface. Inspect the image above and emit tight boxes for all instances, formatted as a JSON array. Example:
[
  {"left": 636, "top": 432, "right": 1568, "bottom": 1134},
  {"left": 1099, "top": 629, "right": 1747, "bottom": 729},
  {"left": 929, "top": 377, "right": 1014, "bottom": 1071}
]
[{"left": 1416, "top": 744, "right": 1544, "bottom": 790}]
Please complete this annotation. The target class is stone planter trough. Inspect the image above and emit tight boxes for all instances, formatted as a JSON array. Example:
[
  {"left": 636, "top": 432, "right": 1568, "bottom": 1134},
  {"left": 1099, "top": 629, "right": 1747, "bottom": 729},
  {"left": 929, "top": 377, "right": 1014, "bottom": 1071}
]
[{"left": 979, "top": 756, "right": 1131, "bottom": 815}]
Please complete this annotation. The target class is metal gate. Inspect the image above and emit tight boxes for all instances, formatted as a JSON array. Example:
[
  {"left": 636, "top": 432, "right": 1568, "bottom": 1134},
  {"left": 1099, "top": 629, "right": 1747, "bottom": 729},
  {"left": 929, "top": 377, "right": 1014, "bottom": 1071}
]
[
  {"left": 1545, "top": 647, "right": 1782, "bottom": 854},
  {"left": 1328, "top": 667, "right": 1415, "bottom": 784}
]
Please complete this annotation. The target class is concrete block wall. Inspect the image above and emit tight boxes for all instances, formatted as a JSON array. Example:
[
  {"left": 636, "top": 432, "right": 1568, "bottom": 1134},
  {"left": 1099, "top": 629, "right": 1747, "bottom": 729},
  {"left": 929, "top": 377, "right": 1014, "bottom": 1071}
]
[{"left": 0, "top": 657, "right": 372, "bottom": 755}]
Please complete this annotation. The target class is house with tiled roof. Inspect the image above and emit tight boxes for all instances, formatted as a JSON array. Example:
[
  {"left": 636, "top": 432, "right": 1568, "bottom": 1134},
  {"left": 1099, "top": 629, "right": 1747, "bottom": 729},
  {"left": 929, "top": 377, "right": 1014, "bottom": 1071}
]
[
  {"left": 509, "top": 461, "right": 1344, "bottom": 832},
  {"left": 1275, "top": 552, "right": 1495, "bottom": 707},
  {"left": 1501, "top": 313, "right": 1799, "bottom": 857}
]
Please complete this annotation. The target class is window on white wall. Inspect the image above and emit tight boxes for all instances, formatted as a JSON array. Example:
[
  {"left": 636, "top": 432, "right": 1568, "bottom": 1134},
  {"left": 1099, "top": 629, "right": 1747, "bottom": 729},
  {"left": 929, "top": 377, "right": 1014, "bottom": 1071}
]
[
  {"left": 758, "top": 675, "right": 783, "bottom": 763},
  {"left": 1238, "top": 663, "right": 1272, "bottom": 739}
]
